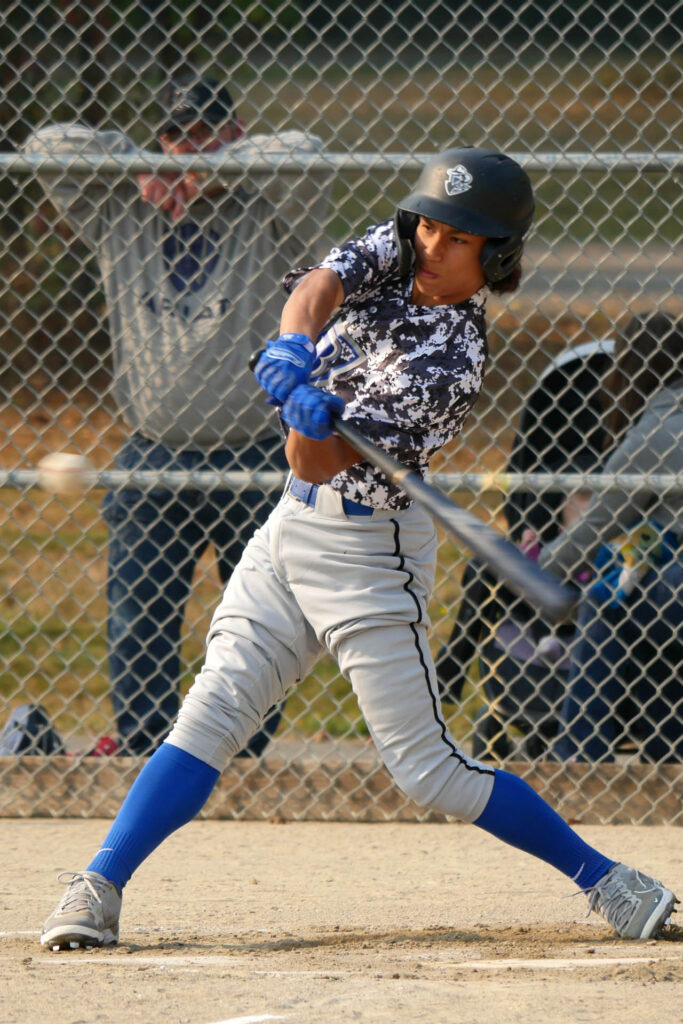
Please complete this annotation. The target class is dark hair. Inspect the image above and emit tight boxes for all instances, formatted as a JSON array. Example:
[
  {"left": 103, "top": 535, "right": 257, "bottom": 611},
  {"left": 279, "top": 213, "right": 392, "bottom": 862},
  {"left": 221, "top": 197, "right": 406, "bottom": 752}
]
[
  {"left": 604, "top": 312, "right": 683, "bottom": 444},
  {"left": 487, "top": 253, "right": 523, "bottom": 295}
]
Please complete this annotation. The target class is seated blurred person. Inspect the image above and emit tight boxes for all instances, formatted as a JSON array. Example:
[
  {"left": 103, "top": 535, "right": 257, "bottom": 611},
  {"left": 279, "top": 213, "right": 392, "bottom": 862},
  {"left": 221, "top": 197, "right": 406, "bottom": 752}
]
[
  {"left": 437, "top": 338, "right": 615, "bottom": 759},
  {"left": 538, "top": 313, "right": 683, "bottom": 763}
]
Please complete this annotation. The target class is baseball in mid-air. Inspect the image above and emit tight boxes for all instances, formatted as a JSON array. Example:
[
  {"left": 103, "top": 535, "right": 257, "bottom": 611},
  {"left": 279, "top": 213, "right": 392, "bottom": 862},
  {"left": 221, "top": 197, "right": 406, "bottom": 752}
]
[{"left": 37, "top": 452, "right": 96, "bottom": 496}]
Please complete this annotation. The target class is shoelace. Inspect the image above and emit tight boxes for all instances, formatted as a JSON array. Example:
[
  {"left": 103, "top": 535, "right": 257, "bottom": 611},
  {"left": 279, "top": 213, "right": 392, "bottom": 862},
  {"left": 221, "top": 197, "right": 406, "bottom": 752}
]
[
  {"left": 586, "top": 874, "right": 648, "bottom": 933},
  {"left": 56, "top": 871, "right": 105, "bottom": 913}
]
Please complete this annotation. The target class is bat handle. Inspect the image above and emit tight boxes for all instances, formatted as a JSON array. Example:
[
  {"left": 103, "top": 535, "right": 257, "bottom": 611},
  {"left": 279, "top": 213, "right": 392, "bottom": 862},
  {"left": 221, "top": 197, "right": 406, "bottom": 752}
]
[{"left": 332, "top": 416, "right": 360, "bottom": 445}]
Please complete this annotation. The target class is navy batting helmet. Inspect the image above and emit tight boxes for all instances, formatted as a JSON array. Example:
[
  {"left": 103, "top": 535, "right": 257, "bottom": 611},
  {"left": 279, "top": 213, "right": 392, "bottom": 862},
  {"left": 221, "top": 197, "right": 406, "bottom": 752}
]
[{"left": 395, "top": 146, "right": 535, "bottom": 282}]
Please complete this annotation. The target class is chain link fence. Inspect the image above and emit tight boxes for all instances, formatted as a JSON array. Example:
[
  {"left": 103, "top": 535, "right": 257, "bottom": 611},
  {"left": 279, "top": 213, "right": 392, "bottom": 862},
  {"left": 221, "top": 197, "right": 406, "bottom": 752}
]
[{"left": 0, "top": 1, "right": 681, "bottom": 823}]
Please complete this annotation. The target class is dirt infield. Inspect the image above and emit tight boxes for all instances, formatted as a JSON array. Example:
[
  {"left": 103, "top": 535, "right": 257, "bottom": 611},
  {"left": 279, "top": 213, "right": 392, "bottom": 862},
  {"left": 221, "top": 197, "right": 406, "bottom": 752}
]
[{"left": 2, "top": 820, "right": 681, "bottom": 1024}]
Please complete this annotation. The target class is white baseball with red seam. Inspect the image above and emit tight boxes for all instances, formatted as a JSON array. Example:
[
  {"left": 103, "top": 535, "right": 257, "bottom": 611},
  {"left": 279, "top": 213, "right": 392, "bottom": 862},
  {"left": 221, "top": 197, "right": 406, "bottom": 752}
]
[{"left": 37, "top": 453, "right": 95, "bottom": 495}]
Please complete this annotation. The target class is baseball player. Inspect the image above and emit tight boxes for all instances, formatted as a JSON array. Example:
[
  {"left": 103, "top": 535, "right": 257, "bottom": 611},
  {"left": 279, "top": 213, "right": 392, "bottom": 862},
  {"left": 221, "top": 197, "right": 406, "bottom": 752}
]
[
  {"left": 23, "top": 74, "right": 330, "bottom": 756},
  {"left": 40, "top": 147, "right": 678, "bottom": 951}
]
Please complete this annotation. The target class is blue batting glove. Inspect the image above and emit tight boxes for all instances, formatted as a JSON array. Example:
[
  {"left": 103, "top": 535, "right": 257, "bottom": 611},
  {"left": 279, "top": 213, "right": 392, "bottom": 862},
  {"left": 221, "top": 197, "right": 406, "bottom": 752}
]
[
  {"left": 254, "top": 332, "right": 317, "bottom": 404},
  {"left": 281, "top": 384, "right": 345, "bottom": 440}
]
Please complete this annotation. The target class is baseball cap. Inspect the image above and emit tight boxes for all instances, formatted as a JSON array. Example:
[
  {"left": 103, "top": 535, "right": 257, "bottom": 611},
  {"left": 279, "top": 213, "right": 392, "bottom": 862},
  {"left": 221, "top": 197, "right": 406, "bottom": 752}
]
[{"left": 159, "top": 76, "right": 234, "bottom": 135}]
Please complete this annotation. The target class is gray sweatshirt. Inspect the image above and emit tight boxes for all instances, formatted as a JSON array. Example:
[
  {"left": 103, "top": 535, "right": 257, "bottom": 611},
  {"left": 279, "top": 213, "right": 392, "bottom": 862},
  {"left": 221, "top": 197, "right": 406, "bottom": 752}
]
[
  {"left": 540, "top": 384, "right": 683, "bottom": 580},
  {"left": 23, "top": 124, "right": 330, "bottom": 448}
]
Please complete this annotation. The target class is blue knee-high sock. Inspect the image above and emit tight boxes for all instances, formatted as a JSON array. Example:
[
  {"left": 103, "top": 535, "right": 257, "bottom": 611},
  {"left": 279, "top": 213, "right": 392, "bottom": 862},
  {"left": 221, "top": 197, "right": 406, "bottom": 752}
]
[
  {"left": 474, "top": 769, "right": 614, "bottom": 890},
  {"left": 87, "top": 743, "right": 219, "bottom": 892}
]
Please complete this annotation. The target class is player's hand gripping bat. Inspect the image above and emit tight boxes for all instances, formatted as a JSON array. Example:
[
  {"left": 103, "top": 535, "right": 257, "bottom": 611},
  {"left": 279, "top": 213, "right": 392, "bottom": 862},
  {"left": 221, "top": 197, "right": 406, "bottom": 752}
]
[{"left": 249, "top": 349, "right": 577, "bottom": 621}]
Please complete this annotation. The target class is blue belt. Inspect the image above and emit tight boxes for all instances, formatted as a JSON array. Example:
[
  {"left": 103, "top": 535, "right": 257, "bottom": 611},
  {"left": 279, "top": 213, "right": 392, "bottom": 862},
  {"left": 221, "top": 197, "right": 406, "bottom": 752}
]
[{"left": 288, "top": 476, "right": 374, "bottom": 517}]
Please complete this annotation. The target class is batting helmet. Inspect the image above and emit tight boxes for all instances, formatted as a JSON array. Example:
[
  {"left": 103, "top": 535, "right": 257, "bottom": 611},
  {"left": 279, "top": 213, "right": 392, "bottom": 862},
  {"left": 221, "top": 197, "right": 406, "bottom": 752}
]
[{"left": 395, "top": 146, "right": 535, "bottom": 282}]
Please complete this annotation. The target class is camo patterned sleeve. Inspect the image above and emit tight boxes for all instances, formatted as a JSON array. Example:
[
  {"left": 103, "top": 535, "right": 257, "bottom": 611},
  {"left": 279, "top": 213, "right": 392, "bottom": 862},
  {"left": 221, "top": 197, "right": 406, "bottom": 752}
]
[
  {"left": 283, "top": 218, "right": 399, "bottom": 300},
  {"left": 283, "top": 219, "right": 489, "bottom": 510}
]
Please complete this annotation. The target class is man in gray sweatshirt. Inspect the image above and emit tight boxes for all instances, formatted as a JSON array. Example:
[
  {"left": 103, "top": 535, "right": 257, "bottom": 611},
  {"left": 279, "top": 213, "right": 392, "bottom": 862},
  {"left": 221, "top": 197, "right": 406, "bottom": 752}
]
[{"left": 24, "top": 74, "right": 330, "bottom": 754}]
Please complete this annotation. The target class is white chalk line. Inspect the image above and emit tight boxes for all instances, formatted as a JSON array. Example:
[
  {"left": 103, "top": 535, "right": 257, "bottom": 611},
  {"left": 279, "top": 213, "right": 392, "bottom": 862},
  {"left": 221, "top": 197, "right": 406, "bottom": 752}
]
[
  {"left": 2, "top": 933, "right": 679, "bottom": 975},
  {"left": 206, "top": 1017, "right": 287, "bottom": 1024},
  {"left": 22, "top": 952, "right": 681, "bottom": 974}
]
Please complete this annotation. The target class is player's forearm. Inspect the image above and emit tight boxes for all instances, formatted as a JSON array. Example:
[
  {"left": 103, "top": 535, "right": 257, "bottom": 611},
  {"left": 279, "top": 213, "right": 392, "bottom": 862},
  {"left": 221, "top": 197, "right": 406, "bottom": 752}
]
[
  {"left": 276, "top": 269, "right": 350, "bottom": 481},
  {"left": 285, "top": 431, "right": 360, "bottom": 483},
  {"left": 279, "top": 268, "right": 344, "bottom": 341}
]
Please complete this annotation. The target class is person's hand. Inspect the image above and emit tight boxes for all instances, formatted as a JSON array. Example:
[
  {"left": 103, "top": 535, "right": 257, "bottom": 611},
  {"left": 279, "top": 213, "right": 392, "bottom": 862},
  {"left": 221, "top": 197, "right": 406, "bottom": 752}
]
[
  {"left": 520, "top": 528, "right": 540, "bottom": 562},
  {"left": 254, "top": 333, "right": 317, "bottom": 405},
  {"left": 137, "top": 174, "right": 202, "bottom": 222},
  {"left": 174, "top": 173, "right": 202, "bottom": 215},
  {"left": 137, "top": 172, "right": 180, "bottom": 211},
  {"left": 281, "top": 385, "right": 345, "bottom": 440}
]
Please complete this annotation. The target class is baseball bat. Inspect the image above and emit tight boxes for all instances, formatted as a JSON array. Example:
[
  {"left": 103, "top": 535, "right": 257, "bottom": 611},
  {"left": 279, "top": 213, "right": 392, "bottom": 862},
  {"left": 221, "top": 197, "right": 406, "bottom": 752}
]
[
  {"left": 249, "top": 348, "right": 576, "bottom": 621},
  {"left": 331, "top": 417, "right": 577, "bottom": 622}
]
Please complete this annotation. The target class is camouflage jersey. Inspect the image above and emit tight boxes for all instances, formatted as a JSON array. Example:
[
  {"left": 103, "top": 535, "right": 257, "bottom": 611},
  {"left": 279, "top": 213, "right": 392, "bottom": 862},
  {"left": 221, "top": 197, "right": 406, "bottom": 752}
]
[{"left": 283, "top": 219, "right": 489, "bottom": 510}]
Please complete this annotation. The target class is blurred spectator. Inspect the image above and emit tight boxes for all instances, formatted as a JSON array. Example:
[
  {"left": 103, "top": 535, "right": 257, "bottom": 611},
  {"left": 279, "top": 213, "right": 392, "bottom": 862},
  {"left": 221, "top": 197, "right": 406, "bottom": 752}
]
[
  {"left": 539, "top": 313, "right": 683, "bottom": 762},
  {"left": 437, "top": 338, "right": 614, "bottom": 759},
  {"left": 23, "top": 74, "right": 330, "bottom": 755}
]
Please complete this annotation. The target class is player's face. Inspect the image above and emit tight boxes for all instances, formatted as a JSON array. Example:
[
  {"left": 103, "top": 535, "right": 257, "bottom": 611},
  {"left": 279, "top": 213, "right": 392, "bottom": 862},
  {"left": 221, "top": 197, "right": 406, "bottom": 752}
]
[{"left": 411, "top": 217, "right": 487, "bottom": 306}]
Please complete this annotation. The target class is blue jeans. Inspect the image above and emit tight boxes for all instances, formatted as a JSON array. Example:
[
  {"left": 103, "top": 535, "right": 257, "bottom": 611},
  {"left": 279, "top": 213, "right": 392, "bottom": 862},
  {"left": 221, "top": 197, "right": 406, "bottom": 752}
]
[
  {"left": 102, "top": 434, "right": 289, "bottom": 755},
  {"left": 553, "top": 559, "right": 683, "bottom": 763}
]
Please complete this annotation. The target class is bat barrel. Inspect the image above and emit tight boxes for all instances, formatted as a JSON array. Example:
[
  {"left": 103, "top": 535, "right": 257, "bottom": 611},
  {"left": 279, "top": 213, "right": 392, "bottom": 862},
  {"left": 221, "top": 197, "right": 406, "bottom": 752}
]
[{"left": 333, "top": 417, "right": 577, "bottom": 622}]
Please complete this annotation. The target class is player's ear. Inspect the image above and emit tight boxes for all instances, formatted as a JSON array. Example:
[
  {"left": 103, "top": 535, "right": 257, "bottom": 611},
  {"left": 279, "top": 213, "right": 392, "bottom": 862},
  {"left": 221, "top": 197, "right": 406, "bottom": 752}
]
[{"left": 393, "top": 210, "right": 418, "bottom": 278}]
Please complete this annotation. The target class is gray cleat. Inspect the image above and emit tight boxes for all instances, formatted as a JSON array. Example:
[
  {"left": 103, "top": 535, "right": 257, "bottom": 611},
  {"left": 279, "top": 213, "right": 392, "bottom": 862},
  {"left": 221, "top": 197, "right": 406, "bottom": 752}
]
[
  {"left": 41, "top": 870, "right": 122, "bottom": 951},
  {"left": 587, "top": 863, "right": 678, "bottom": 939}
]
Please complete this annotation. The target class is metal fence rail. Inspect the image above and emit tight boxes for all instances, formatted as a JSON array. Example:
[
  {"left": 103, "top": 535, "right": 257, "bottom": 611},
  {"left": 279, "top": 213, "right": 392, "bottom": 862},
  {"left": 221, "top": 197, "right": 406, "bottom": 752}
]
[
  {"left": 3, "top": 151, "right": 682, "bottom": 173},
  {"left": 0, "top": 0, "right": 681, "bottom": 823},
  {"left": 3, "top": 470, "right": 683, "bottom": 493}
]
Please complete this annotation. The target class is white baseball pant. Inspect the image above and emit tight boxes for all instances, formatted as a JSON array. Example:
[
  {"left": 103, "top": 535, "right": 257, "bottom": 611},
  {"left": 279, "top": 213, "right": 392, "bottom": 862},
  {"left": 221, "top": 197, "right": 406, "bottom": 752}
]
[{"left": 167, "top": 484, "right": 495, "bottom": 822}]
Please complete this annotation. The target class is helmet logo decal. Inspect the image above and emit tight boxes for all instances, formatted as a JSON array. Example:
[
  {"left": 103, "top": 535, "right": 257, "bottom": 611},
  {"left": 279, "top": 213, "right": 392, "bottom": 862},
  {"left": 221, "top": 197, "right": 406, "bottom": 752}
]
[{"left": 444, "top": 164, "right": 473, "bottom": 196}]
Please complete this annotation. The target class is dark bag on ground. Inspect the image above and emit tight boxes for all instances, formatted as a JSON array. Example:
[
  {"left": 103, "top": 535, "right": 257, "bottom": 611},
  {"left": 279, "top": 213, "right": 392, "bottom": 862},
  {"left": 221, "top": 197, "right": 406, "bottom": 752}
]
[{"left": 0, "top": 703, "right": 65, "bottom": 755}]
